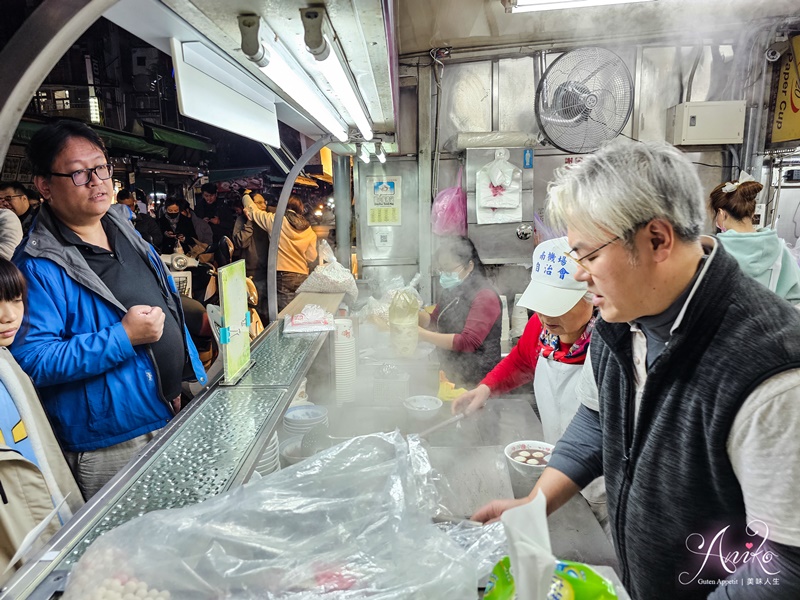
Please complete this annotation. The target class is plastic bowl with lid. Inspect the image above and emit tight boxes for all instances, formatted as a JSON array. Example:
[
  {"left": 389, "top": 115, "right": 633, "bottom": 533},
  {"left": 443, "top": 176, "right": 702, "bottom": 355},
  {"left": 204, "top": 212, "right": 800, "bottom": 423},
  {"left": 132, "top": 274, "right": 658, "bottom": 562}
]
[{"left": 403, "top": 395, "right": 443, "bottom": 422}]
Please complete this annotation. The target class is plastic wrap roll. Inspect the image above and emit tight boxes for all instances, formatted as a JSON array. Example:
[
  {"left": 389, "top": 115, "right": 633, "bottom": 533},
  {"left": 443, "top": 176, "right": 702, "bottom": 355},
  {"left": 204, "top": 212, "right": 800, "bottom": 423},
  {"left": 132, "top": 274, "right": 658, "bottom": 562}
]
[{"left": 446, "top": 131, "right": 539, "bottom": 152}]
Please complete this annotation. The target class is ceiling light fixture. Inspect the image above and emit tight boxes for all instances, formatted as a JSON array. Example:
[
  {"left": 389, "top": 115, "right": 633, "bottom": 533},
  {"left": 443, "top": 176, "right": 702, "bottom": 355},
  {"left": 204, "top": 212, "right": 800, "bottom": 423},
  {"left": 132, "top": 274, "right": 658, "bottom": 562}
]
[
  {"left": 375, "top": 141, "right": 386, "bottom": 164},
  {"left": 301, "top": 8, "right": 373, "bottom": 141},
  {"left": 503, "top": 0, "right": 656, "bottom": 13},
  {"left": 238, "top": 15, "right": 349, "bottom": 142},
  {"left": 358, "top": 143, "right": 371, "bottom": 164}
]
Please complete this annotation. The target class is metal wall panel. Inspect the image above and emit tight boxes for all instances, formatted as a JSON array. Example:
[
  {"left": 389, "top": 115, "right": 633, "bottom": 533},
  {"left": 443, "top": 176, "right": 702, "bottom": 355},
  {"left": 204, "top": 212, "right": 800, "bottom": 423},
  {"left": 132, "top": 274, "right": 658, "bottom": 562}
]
[
  {"left": 637, "top": 46, "right": 716, "bottom": 142},
  {"left": 356, "top": 158, "right": 420, "bottom": 265},
  {"left": 498, "top": 56, "right": 537, "bottom": 134},
  {"left": 438, "top": 61, "right": 492, "bottom": 148}
]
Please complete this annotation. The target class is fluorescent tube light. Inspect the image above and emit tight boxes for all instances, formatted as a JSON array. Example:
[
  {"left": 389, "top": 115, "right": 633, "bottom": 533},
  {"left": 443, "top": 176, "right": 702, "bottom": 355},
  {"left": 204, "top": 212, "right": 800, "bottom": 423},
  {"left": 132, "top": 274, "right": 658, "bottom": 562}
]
[
  {"left": 257, "top": 43, "right": 349, "bottom": 142},
  {"left": 239, "top": 15, "right": 349, "bottom": 142},
  {"left": 316, "top": 35, "right": 373, "bottom": 141},
  {"left": 358, "top": 144, "right": 371, "bottom": 164},
  {"left": 375, "top": 142, "right": 386, "bottom": 164},
  {"left": 509, "top": 0, "right": 655, "bottom": 12}
]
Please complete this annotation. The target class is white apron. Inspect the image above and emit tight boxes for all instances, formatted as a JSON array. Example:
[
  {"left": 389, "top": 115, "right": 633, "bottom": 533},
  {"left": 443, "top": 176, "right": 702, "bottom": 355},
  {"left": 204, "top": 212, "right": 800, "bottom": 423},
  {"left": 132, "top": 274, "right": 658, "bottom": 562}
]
[
  {"left": 533, "top": 355, "right": 583, "bottom": 446},
  {"left": 534, "top": 353, "right": 610, "bottom": 539}
]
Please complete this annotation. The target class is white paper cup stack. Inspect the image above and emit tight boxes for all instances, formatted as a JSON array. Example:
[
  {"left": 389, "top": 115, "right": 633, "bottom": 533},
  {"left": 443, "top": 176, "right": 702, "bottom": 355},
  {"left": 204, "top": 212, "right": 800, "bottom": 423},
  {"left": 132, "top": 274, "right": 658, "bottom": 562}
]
[{"left": 334, "top": 318, "right": 357, "bottom": 405}]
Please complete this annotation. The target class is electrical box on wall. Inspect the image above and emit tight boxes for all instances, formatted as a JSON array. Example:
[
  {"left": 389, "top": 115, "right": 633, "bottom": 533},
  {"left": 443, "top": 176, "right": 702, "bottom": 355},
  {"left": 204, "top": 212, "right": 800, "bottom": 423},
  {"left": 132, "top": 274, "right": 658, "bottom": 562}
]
[{"left": 666, "top": 101, "right": 746, "bottom": 145}]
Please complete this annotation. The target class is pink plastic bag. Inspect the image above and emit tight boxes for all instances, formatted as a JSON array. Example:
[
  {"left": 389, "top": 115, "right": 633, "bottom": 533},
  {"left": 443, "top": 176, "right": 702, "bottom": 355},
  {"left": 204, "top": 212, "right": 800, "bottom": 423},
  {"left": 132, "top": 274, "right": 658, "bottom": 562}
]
[{"left": 431, "top": 167, "right": 467, "bottom": 236}]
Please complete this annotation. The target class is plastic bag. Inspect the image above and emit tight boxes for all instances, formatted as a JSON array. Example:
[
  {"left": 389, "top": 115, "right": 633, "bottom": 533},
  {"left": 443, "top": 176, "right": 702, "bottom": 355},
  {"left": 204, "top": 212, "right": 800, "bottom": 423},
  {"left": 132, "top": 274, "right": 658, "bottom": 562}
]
[
  {"left": 476, "top": 149, "right": 522, "bottom": 225},
  {"left": 356, "top": 274, "right": 422, "bottom": 326},
  {"left": 388, "top": 288, "right": 420, "bottom": 357},
  {"left": 431, "top": 167, "right": 467, "bottom": 236},
  {"left": 297, "top": 262, "right": 359, "bottom": 304},
  {"left": 283, "top": 304, "right": 335, "bottom": 334},
  {"left": 318, "top": 238, "right": 336, "bottom": 264},
  {"left": 62, "top": 432, "right": 485, "bottom": 599}
]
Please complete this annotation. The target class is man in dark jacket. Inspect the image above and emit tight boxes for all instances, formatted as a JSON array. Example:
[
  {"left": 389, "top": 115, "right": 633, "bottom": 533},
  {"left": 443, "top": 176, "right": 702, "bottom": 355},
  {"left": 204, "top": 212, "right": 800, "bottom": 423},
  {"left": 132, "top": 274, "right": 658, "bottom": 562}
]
[
  {"left": 158, "top": 197, "right": 196, "bottom": 254},
  {"left": 0, "top": 181, "right": 38, "bottom": 236},
  {"left": 11, "top": 121, "right": 206, "bottom": 499},
  {"left": 194, "top": 182, "right": 234, "bottom": 244},
  {"left": 473, "top": 139, "right": 800, "bottom": 599},
  {"left": 116, "top": 189, "right": 162, "bottom": 248}
]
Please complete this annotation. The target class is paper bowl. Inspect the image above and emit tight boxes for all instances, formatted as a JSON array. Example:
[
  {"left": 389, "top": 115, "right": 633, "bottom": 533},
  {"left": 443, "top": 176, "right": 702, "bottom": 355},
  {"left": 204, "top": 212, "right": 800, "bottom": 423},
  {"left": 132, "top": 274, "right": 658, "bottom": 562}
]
[
  {"left": 504, "top": 440, "right": 554, "bottom": 475},
  {"left": 403, "top": 395, "right": 443, "bottom": 421}
]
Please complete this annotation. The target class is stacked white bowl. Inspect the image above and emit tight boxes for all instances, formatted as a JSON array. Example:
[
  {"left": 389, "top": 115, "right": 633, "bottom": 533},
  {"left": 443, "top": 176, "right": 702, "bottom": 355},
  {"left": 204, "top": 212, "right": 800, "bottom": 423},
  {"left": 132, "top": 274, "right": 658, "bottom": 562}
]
[
  {"left": 254, "top": 432, "right": 280, "bottom": 476},
  {"left": 282, "top": 405, "right": 329, "bottom": 438},
  {"left": 334, "top": 318, "right": 357, "bottom": 406}
]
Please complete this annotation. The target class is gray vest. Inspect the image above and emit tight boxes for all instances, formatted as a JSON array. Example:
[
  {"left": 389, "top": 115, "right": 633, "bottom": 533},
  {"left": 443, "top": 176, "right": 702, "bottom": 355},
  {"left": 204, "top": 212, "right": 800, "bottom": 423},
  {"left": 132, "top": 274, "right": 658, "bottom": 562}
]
[{"left": 592, "top": 246, "right": 800, "bottom": 599}]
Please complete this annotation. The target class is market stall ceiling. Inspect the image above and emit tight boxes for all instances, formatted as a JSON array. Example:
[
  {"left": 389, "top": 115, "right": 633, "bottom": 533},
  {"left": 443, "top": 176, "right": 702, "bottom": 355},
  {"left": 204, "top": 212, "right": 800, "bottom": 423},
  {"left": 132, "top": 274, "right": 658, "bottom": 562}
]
[
  {"left": 155, "top": 0, "right": 395, "bottom": 142},
  {"left": 397, "top": 0, "right": 800, "bottom": 55}
]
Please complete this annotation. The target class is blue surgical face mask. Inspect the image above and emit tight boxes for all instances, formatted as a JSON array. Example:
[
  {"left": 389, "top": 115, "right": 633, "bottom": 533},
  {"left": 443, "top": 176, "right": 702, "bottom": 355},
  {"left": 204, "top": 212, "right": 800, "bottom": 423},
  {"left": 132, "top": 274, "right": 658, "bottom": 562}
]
[{"left": 439, "top": 272, "right": 463, "bottom": 289}]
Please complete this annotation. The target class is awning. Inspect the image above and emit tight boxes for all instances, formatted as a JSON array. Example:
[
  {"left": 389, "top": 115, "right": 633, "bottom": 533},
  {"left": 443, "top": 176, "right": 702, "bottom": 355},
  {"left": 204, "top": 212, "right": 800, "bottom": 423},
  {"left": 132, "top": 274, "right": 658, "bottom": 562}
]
[
  {"left": 208, "top": 166, "right": 268, "bottom": 183},
  {"left": 310, "top": 173, "right": 334, "bottom": 184},
  {"left": 265, "top": 174, "right": 319, "bottom": 188},
  {"left": 142, "top": 122, "right": 215, "bottom": 153},
  {"left": 13, "top": 120, "right": 169, "bottom": 159}
]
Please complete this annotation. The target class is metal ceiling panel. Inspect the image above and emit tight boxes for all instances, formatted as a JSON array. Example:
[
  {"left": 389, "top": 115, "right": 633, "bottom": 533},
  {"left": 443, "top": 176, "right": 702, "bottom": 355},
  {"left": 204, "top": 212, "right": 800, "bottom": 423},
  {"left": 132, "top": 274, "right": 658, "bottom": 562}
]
[{"left": 397, "top": 0, "right": 800, "bottom": 56}]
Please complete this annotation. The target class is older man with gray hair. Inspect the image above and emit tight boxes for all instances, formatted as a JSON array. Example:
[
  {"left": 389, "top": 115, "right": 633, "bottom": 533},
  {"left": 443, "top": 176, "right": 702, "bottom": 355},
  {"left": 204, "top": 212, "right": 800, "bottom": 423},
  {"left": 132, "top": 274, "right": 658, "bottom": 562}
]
[{"left": 473, "top": 139, "right": 800, "bottom": 599}]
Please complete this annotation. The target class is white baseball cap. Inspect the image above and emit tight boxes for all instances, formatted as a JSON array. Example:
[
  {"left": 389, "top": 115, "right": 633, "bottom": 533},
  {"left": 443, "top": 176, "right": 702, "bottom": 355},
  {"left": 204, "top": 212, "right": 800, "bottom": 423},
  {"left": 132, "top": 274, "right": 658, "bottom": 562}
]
[{"left": 517, "top": 236, "right": 588, "bottom": 317}]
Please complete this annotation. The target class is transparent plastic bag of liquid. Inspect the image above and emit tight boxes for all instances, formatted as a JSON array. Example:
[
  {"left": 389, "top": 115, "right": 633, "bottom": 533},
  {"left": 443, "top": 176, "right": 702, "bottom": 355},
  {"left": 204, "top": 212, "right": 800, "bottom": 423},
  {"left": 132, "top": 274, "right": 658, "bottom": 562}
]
[{"left": 388, "top": 287, "right": 420, "bottom": 357}]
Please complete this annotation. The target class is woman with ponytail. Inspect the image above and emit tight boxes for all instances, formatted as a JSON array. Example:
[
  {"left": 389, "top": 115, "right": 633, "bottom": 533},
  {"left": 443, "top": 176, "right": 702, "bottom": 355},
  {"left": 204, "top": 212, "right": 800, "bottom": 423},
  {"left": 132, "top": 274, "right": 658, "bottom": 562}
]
[{"left": 710, "top": 171, "right": 800, "bottom": 303}]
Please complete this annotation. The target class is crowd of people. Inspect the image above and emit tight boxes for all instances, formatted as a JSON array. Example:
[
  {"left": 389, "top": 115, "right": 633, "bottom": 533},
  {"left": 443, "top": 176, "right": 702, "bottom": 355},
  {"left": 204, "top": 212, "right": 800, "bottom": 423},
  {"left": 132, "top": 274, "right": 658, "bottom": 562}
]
[{"left": 1, "top": 118, "right": 799, "bottom": 597}]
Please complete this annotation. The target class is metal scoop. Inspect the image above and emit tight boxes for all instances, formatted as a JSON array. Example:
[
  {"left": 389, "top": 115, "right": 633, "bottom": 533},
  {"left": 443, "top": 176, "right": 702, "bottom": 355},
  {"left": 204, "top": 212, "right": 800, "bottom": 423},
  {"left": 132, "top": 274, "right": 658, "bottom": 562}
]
[{"left": 417, "top": 413, "right": 465, "bottom": 438}]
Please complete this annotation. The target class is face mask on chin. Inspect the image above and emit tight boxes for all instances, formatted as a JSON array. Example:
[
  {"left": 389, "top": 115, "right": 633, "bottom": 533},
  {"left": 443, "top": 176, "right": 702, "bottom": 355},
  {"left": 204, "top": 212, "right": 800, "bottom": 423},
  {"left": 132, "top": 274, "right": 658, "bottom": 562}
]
[{"left": 439, "top": 272, "right": 463, "bottom": 289}]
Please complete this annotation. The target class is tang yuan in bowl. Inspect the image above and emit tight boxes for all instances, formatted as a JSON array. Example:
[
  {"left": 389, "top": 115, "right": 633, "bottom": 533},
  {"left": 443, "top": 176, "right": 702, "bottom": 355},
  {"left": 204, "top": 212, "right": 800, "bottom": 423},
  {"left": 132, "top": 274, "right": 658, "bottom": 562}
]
[
  {"left": 403, "top": 395, "right": 443, "bottom": 422},
  {"left": 504, "top": 440, "right": 554, "bottom": 475}
]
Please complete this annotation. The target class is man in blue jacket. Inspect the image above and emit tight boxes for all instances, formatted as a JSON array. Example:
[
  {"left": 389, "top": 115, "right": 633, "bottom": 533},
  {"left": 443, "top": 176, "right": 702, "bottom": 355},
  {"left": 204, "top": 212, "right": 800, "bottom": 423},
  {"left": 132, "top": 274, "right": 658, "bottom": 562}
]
[{"left": 11, "top": 121, "right": 207, "bottom": 499}]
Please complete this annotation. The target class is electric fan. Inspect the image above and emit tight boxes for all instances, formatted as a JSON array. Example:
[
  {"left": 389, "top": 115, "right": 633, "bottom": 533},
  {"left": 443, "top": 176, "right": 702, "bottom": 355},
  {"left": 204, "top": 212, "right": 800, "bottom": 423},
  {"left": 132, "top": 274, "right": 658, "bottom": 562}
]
[{"left": 535, "top": 47, "right": 634, "bottom": 154}]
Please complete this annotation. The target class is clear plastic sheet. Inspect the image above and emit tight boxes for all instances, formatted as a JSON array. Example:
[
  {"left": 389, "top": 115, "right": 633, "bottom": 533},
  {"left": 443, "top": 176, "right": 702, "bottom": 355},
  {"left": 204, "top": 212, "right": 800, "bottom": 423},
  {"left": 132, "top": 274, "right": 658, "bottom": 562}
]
[{"left": 63, "top": 432, "right": 497, "bottom": 599}]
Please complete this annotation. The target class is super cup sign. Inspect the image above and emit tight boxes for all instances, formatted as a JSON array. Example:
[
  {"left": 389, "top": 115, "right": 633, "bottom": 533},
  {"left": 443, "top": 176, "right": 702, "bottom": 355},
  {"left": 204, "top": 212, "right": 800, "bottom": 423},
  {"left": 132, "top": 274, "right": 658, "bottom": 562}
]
[{"left": 771, "top": 44, "right": 800, "bottom": 144}]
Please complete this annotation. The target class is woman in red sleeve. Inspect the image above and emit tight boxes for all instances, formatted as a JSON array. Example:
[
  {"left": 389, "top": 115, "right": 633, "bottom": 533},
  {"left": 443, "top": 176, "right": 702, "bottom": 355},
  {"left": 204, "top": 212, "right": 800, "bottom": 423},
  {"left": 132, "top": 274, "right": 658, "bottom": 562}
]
[
  {"left": 418, "top": 237, "right": 502, "bottom": 388},
  {"left": 452, "top": 236, "right": 595, "bottom": 445}
]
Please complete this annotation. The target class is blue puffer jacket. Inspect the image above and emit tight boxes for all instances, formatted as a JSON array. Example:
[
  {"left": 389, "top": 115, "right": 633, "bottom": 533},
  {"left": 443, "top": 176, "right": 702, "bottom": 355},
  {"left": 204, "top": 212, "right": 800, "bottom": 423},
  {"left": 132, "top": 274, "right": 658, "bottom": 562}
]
[{"left": 11, "top": 205, "right": 207, "bottom": 453}]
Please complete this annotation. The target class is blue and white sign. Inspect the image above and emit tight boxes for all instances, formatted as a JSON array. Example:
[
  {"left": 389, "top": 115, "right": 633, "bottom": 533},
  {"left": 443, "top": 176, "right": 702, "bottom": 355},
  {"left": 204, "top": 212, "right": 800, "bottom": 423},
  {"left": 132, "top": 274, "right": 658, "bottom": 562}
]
[
  {"left": 367, "top": 176, "right": 402, "bottom": 226},
  {"left": 523, "top": 148, "right": 534, "bottom": 169}
]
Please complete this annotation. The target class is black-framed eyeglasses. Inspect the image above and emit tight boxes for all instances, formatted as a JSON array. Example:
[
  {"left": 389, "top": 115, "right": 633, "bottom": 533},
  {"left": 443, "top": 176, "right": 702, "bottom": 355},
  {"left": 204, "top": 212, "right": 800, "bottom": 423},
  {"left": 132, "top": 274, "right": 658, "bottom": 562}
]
[
  {"left": 564, "top": 236, "right": 620, "bottom": 273},
  {"left": 0, "top": 194, "right": 25, "bottom": 204},
  {"left": 50, "top": 164, "right": 113, "bottom": 186}
]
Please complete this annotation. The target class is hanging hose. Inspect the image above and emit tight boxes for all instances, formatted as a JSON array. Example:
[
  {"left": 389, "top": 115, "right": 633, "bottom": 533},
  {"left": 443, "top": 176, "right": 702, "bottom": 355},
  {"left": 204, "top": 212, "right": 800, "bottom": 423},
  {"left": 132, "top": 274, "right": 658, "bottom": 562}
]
[{"left": 685, "top": 45, "right": 703, "bottom": 103}]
